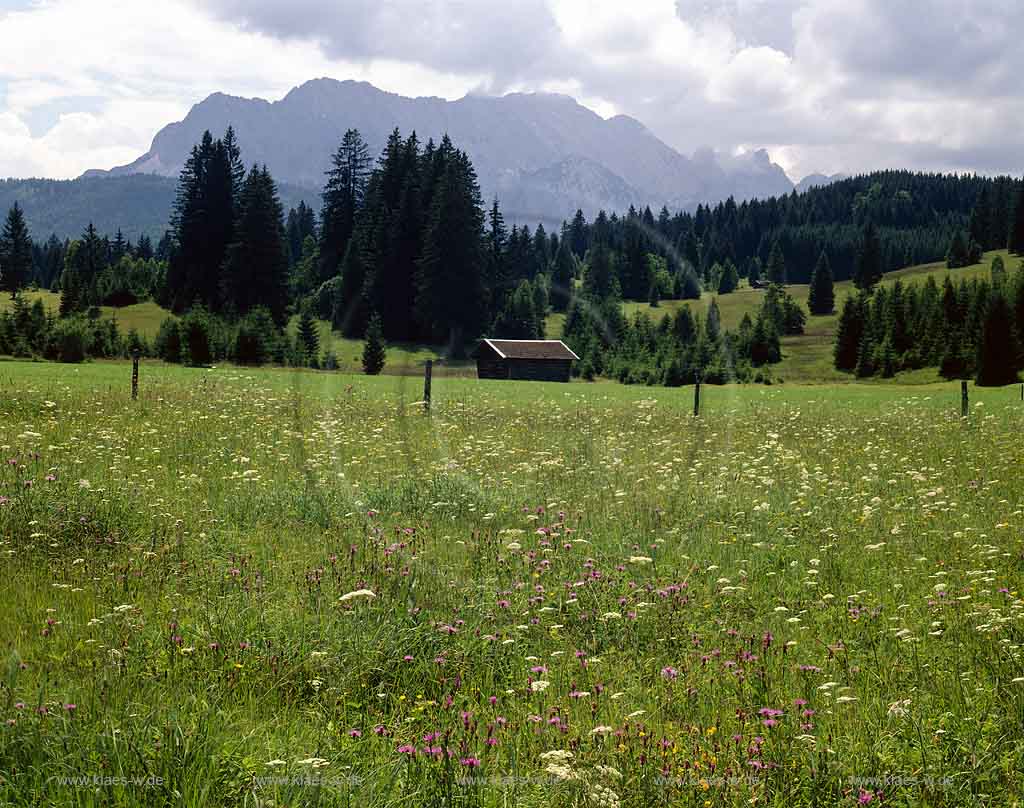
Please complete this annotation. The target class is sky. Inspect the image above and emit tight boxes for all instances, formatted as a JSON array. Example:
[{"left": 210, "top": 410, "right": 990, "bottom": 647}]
[{"left": 0, "top": 0, "right": 1021, "bottom": 182}]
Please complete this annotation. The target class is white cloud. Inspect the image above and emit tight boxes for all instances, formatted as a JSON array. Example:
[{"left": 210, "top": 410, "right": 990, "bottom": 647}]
[{"left": 0, "top": 0, "right": 1022, "bottom": 182}]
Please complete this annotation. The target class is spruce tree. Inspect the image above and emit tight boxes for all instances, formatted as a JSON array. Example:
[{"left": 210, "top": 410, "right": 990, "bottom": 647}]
[
  {"left": 362, "top": 313, "right": 386, "bottom": 375},
  {"left": 166, "top": 131, "right": 237, "bottom": 313},
  {"left": 833, "top": 294, "right": 864, "bottom": 371},
  {"left": 766, "top": 240, "right": 787, "bottom": 285},
  {"left": 853, "top": 221, "right": 883, "bottom": 291},
  {"left": 297, "top": 305, "right": 321, "bottom": 366},
  {"left": 705, "top": 298, "right": 721, "bottom": 341},
  {"left": 0, "top": 203, "right": 32, "bottom": 298},
  {"left": 320, "top": 129, "right": 371, "bottom": 284},
  {"left": 1009, "top": 178, "right": 1024, "bottom": 254},
  {"left": 221, "top": 166, "right": 290, "bottom": 323},
  {"left": 334, "top": 239, "right": 367, "bottom": 336},
  {"left": 414, "top": 144, "right": 487, "bottom": 351},
  {"left": 551, "top": 239, "right": 575, "bottom": 312},
  {"left": 568, "top": 209, "right": 588, "bottom": 259},
  {"left": 976, "top": 291, "right": 1020, "bottom": 386},
  {"left": 807, "top": 251, "right": 835, "bottom": 314},
  {"left": 946, "top": 230, "right": 969, "bottom": 268},
  {"left": 990, "top": 255, "right": 1006, "bottom": 289},
  {"left": 718, "top": 260, "right": 739, "bottom": 294}
]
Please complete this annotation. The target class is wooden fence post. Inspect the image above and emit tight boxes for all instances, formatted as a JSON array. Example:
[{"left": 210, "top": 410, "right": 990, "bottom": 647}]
[
  {"left": 131, "top": 349, "right": 141, "bottom": 401},
  {"left": 423, "top": 359, "right": 432, "bottom": 414},
  {"left": 693, "top": 378, "right": 701, "bottom": 417},
  {"left": 961, "top": 380, "right": 968, "bottom": 418}
]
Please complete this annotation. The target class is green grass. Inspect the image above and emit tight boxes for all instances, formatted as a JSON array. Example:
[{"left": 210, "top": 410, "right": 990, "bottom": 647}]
[
  {"left": 0, "top": 291, "right": 169, "bottom": 341},
  {"left": 2, "top": 360, "right": 1024, "bottom": 806}
]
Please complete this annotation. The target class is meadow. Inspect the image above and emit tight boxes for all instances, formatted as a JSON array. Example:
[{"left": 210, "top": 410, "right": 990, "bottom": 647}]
[{"left": 1, "top": 360, "right": 1023, "bottom": 806}]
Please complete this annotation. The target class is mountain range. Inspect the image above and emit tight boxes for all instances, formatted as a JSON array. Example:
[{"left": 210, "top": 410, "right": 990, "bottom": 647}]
[
  {"left": 89, "top": 79, "right": 803, "bottom": 224},
  {"left": 4, "top": 78, "right": 844, "bottom": 240}
]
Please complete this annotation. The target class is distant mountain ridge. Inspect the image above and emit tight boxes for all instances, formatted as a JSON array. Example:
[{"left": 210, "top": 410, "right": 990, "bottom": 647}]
[{"left": 86, "top": 78, "right": 798, "bottom": 226}]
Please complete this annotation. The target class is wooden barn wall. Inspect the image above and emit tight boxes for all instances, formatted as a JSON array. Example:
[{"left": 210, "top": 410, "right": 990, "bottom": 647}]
[
  {"left": 508, "top": 359, "right": 572, "bottom": 382},
  {"left": 476, "top": 359, "right": 509, "bottom": 379}
]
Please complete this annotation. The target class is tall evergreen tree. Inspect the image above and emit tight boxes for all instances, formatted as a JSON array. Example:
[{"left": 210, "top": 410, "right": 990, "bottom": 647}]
[
  {"left": 946, "top": 230, "right": 970, "bottom": 268},
  {"left": 807, "top": 250, "right": 835, "bottom": 314},
  {"left": 485, "top": 199, "right": 510, "bottom": 318},
  {"left": 415, "top": 144, "right": 486, "bottom": 350},
  {"left": 1010, "top": 178, "right": 1024, "bottom": 254},
  {"left": 976, "top": 290, "right": 1020, "bottom": 386},
  {"left": 550, "top": 239, "right": 576, "bottom": 311},
  {"left": 718, "top": 259, "right": 739, "bottom": 294},
  {"left": 319, "top": 129, "right": 371, "bottom": 284},
  {"left": 853, "top": 220, "right": 883, "bottom": 291},
  {"left": 0, "top": 203, "right": 32, "bottom": 298},
  {"left": 766, "top": 239, "right": 787, "bottom": 285},
  {"left": 833, "top": 294, "right": 865, "bottom": 371},
  {"left": 568, "top": 209, "right": 588, "bottom": 259},
  {"left": 220, "top": 166, "right": 289, "bottom": 323},
  {"left": 362, "top": 313, "right": 386, "bottom": 375},
  {"left": 165, "top": 130, "right": 238, "bottom": 312},
  {"left": 297, "top": 304, "right": 321, "bottom": 365},
  {"left": 334, "top": 239, "right": 367, "bottom": 336}
]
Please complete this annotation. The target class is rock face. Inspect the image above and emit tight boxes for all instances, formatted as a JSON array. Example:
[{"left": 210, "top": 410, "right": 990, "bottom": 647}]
[
  {"left": 92, "top": 78, "right": 797, "bottom": 225},
  {"left": 795, "top": 173, "right": 848, "bottom": 193}
]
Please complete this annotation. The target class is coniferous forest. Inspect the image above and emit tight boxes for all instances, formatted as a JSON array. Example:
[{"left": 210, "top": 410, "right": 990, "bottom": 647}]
[{"left": 2, "top": 127, "right": 1024, "bottom": 386}]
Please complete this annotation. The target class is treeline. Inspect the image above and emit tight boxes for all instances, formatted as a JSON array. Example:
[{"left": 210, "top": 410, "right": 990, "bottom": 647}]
[
  {"left": 834, "top": 257, "right": 1024, "bottom": 385},
  {"left": 0, "top": 202, "right": 168, "bottom": 300},
  {"left": 0, "top": 295, "right": 145, "bottom": 363},
  {"left": 560, "top": 171, "right": 1019, "bottom": 292},
  {"left": 562, "top": 282, "right": 806, "bottom": 385},
  {"left": 151, "top": 125, "right": 582, "bottom": 365}
]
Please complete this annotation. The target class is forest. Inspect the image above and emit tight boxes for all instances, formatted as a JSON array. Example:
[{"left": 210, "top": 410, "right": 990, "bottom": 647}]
[{"left": 2, "top": 126, "right": 1024, "bottom": 385}]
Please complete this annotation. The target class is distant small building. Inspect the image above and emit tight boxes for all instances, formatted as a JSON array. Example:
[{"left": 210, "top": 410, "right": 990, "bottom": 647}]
[{"left": 476, "top": 339, "right": 579, "bottom": 382}]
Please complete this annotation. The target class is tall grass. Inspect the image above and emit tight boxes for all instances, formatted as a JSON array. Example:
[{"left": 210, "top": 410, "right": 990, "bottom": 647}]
[{"left": 1, "top": 361, "right": 1023, "bottom": 806}]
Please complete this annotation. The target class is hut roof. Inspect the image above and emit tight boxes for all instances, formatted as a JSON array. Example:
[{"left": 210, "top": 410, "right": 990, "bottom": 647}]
[{"left": 480, "top": 339, "right": 580, "bottom": 361}]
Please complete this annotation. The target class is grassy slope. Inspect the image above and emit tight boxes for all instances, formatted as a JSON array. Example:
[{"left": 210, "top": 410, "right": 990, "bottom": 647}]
[
  {"left": 610, "top": 249, "right": 1016, "bottom": 384},
  {"left": 8, "top": 250, "right": 1015, "bottom": 381},
  {"left": 0, "top": 291, "right": 168, "bottom": 341}
]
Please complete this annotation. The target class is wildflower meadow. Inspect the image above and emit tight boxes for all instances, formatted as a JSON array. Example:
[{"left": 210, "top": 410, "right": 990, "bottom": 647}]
[{"left": 1, "top": 360, "right": 1023, "bottom": 807}]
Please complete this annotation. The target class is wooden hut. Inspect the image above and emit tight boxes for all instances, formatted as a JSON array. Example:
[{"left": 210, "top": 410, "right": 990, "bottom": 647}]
[{"left": 475, "top": 339, "right": 579, "bottom": 382}]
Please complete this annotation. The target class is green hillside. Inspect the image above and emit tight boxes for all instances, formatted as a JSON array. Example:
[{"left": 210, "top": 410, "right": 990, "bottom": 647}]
[
  {"left": 6, "top": 249, "right": 1014, "bottom": 382},
  {"left": 606, "top": 250, "right": 1014, "bottom": 383}
]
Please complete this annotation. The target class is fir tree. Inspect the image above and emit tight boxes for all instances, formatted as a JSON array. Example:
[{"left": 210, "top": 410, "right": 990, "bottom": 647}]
[
  {"left": 976, "top": 291, "right": 1020, "bottom": 386},
  {"left": 0, "top": 203, "right": 32, "bottom": 298},
  {"left": 220, "top": 166, "right": 289, "bottom": 323},
  {"left": 807, "top": 251, "right": 835, "bottom": 314},
  {"left": 414, "top": 145, "right": 486, "bottom": 351},
  {"left": 568, "top": 209, "right": 588, "bottom": 259},
  {"left": 853, "top": 221, "right": 883, "bottom": 291},
  {"left": 833, "top": 294, "right": 864, "bottom": 371},
  {"left": 705, "top": 298, "right": 721, "bottom": 342},
  {"left": 551, "top": 238, "right": 575, "bottom": 312},
  {"left": 946, "top": 230, "right": 969, "bottom": 268},
  {"left": 166, "top": 130, "right": 238, "bottom": 313},
  {"left": 320, "top": 129, "right": 371, "bottom": 284},
  {"left": 718, "top": 259, "right": 739, "bottom": 294},
  {"left": 766, "top": 240, "right": 787, "bottom": 285},
  {"left": 990, "top": 255, "right": 1006, "bottom": 289},
  {"left": 334, "top": 239, "right": 367, "bottom": 336},
  {"left": 1009, "top": 178, "right": 1024, "bottom": 254},
  {"left": 362, "top": 313, "right": 386, "bottom": 375},
  {"left": 297, "top": 305, "right": 321, "bottom": 366}
]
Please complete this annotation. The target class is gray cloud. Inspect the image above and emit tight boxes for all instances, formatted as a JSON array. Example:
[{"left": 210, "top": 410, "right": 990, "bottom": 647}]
[
  {"left": 195, "top": 0, "right": 1024, "bottom": 179},
  {"left": 202, "top": 0, "right": 563, "bottom": 89}
]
